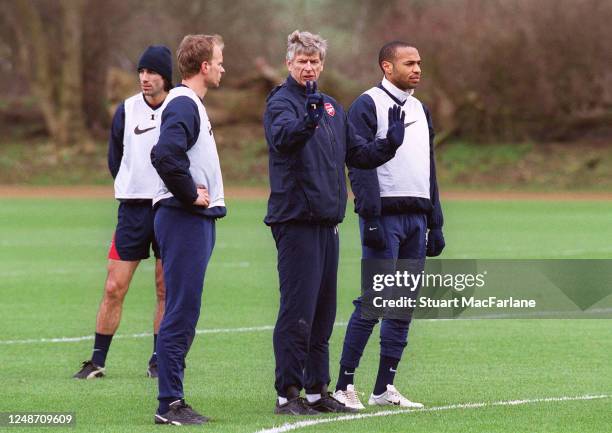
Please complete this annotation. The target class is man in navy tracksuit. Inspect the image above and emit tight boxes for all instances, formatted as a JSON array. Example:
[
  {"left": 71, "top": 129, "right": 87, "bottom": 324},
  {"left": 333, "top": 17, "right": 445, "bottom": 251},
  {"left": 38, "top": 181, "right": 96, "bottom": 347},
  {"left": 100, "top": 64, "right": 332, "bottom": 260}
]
[
  {"left": 150, "top": 34, "right": 226, "bottom": 426},
  {"left": 264, "top": 30, "right": 407, "bottom": 415},
  {"left": 332, "top": 42, "right": 445, "bottom": 410}
]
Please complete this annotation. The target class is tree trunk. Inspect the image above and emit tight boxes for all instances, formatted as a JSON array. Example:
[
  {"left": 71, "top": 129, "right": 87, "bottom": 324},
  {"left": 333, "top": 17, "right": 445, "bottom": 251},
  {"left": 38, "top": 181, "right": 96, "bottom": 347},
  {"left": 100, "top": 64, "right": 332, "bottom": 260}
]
[
  {"left": 11, "top": 0, "right": 93, "bottom": 152},
  {"left": 81, "top": 0, "right": 117, "bottom": 137},
  {"left": 58, "top": 0, "right": 94, "bottom": 152},
  {"left": 12, "top": 1, "right": 60, "bottom": 144}
]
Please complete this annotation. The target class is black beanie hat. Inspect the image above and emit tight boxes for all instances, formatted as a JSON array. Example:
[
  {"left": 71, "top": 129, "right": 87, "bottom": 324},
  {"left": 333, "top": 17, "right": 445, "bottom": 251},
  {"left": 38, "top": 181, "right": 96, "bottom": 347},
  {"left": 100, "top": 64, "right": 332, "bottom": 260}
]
[{"left": 137, "top": 45, "right": 172, "bottom": 85}]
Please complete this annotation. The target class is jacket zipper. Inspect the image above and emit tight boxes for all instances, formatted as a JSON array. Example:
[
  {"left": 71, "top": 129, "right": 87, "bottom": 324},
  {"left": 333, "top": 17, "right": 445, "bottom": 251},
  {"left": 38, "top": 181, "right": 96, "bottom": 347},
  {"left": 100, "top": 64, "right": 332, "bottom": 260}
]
[{"left": 321, "top": 113, "right": 342, "bottom": 221}]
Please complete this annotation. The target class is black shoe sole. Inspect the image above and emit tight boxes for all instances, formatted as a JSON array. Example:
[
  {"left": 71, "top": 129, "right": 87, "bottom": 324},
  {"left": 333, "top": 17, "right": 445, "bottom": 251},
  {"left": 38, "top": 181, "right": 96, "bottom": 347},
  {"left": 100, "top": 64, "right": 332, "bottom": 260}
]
[
  {"left": 154, "top": 414, "right": 208, "bottom": 425},
  {"left": 274, "top": 409, "right": 319, "bottom": 415},
  {"left": 307, "top": 397, "right": 359, "bottom": 413},
  {"left": 274, "top": 406, "right": 320, "bottom": 415},
  {"left": 73, "top": 371, "right": 105, "bottom": 379}
]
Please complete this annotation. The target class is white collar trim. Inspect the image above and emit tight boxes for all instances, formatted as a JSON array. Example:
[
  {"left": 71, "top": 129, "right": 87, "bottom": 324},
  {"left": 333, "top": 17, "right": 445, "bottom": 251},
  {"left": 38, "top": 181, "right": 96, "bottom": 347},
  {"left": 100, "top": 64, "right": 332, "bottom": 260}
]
[{"left": 381, "top": 77, "right": 414, "bottom": 102}]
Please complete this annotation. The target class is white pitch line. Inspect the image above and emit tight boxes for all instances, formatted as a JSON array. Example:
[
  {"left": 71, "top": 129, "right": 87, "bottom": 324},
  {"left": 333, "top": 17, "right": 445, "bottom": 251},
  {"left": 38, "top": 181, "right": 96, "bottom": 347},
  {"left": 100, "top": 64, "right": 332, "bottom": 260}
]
[
  {"left": 254, "top": 394, "right": 610, "bottom": 433},
  {"left": 5, "top": 307, "right": 612, "bottom": 345},
  {"left": 0, "top": 322, "right": 348, "bottom": 346}
]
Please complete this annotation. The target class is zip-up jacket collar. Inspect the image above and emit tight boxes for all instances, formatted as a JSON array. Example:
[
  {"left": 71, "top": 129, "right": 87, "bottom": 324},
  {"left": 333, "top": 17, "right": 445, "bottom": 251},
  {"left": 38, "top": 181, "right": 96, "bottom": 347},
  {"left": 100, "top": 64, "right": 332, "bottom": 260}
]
[{"left": 285, "top": 74, "right": 309, "bottom": 96}]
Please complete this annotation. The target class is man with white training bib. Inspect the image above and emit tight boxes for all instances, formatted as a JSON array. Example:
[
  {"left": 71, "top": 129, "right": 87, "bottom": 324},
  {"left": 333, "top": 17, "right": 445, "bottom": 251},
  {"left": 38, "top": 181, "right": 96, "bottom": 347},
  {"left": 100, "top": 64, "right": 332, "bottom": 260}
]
[{"left": 333, "top": 41, "right": 445, "bottom": 410}]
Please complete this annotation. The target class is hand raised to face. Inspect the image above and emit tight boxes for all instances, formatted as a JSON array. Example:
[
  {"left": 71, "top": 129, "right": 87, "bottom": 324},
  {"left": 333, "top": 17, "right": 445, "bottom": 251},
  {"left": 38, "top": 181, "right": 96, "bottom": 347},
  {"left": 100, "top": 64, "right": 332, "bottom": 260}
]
[{"left": 305, "top": 81, "right": 325, "bottom": 127}]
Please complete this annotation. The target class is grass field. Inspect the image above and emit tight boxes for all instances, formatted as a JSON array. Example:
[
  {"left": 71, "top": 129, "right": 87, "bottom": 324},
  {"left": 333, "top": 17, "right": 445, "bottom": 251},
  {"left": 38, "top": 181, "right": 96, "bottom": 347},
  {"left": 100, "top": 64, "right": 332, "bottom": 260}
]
[{"left": 1, "top": 197, "right": 611, "bottom": 432}]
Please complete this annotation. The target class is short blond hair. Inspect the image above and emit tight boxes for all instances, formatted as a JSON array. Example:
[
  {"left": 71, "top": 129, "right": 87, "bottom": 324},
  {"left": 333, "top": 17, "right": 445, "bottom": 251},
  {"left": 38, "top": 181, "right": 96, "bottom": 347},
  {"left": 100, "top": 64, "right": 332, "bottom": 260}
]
[
  {"left": 286, "top": 30, "right": 327, "bottom": 62},
  {"left": 177, "top": 34, "right": 224, "bottom": 79}
]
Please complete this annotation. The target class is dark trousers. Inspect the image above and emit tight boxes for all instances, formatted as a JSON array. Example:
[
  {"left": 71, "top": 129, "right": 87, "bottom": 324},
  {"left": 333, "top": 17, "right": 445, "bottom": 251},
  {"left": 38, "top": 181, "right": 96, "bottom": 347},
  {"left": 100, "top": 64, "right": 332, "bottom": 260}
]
[
  {"left": 271, "top": 222, "right": 339, "bottom": 396},
  {"left": 340, "top": 214, "right": 426, "bottom": 368},
  {"left": 154, "top": 206, "right": 216, "bottom": 404}
]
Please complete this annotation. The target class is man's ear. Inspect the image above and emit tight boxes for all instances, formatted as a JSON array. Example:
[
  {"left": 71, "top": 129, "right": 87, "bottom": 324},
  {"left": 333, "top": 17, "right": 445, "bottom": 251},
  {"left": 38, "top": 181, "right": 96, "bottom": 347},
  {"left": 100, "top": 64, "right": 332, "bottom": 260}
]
[
  {"left": 381, "top": 60, "right": 393, "bottom": 75},
  {"left": 201, "top": 61, "right": 209, "bottom": 75}
]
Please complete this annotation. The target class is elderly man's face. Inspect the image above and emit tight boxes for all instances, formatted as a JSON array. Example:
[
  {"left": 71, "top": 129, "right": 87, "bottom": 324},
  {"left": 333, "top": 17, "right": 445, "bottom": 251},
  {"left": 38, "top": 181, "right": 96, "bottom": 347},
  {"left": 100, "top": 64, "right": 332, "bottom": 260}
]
[{"left": 287, "top": 52, "right": 324, "bottom": 86}]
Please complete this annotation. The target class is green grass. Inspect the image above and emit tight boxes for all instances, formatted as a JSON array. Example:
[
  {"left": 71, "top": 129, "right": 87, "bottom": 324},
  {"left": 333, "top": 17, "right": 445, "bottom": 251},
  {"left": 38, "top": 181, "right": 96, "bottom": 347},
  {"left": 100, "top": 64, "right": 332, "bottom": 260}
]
[
  {"left": 0, "top": 198, "right": 611, "bottom": 432},
  {"left": 0, "top": 141, "right": 111, "bottom": 185},
  {"left": 2, "top": 137, "right": 612, "bottom": 190},
  {"left": 437, "top": 141, "right": 612, "bottom": 191},
  {"left": 438, "top": 141, "right": 533, "bottom": 179}
]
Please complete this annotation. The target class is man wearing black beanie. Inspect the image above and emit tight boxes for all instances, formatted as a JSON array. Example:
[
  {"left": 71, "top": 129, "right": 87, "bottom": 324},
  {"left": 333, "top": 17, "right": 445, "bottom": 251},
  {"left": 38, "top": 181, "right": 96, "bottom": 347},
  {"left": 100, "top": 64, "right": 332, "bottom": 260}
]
[
  {"left": 73, "top": 45, "right": 173, "bottom": 380},
  {"left": 138, "top": 45, "right": 173, "bottom": 91}
]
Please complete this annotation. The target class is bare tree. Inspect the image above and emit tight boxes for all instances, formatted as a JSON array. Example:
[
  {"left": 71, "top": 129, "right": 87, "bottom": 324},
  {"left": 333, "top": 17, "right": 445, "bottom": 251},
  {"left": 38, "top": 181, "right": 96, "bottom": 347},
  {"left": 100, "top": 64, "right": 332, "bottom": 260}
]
[
  {"left": 81, "top": 0, "right": 136, "bottom": 136},
  {"left": 361, "top": 0, "right": 612, "bottom": 142},
  {"left": 4, "top": 0, "right": 136, "bottom": 150},
  {"left": 2, "top": 0, "right": 610, "bottom": 147},
  {"left": 7, "top": 0, "right": 92, "bottom": 151}
]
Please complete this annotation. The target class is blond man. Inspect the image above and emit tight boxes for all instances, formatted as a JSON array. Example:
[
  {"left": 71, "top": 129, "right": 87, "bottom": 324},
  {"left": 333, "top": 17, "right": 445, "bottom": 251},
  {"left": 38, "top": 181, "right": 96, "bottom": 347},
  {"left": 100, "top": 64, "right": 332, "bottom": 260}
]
[{"left": 150, "top": 34, "right": 226, "bottom": 425}]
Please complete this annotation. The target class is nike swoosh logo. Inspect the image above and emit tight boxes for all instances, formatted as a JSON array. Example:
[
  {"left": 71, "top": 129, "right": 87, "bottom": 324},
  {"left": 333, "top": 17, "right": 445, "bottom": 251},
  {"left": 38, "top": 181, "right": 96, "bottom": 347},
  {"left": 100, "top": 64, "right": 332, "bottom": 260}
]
[
  {"left": 368, "top": 227, "right": 377, "bottom": 231},
  {"left": 404, "top": 120, "right": 417, "bottom": 128},
  {"left": 134, "top": 125, "right": 156, "bottom": 135},
  {"left": 344, "top": 371, "right": 355, "bottom": 375},
  {"left": 390, "top": 368, "right": 397, "bottom": 373}
]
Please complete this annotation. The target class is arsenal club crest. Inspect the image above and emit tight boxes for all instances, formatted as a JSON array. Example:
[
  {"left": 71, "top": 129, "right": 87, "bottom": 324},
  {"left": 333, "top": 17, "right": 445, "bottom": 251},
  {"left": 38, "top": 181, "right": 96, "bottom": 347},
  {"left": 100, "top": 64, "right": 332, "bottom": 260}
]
[{"left": 324, "top": 103, "right": 336, "bottom": 117}]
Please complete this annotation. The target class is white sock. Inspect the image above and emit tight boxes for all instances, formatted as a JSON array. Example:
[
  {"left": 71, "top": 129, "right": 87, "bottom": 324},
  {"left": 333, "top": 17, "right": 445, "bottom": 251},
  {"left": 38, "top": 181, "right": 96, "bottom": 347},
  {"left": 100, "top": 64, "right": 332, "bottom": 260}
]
[
  {"left": 306, "top": 393, "right": 321, "bottom": 403},
  {"left": 278, "top": 396, "right": 288, "bottom": 405}
]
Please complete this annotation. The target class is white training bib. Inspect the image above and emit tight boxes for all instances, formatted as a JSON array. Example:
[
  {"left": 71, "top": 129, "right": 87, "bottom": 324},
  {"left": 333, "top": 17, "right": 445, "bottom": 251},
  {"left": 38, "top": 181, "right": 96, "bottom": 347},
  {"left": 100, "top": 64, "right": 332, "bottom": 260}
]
[
  {"left": 364, "top": 86, "right": 430, "bottom": 199},
  {"left": 153, "top": 86, "right": 225, "bottom": 208},
  {"left": 114, "top": 93, "right": 163, "bottom": 199}
]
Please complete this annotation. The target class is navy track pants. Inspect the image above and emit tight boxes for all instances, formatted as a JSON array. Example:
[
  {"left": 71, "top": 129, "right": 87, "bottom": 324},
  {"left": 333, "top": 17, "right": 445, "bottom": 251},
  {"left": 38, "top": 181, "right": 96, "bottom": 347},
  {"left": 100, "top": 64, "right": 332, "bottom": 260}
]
[
  {"left": 271, "top": 222, "right": 339, "bottom": 396},
  {"left": 154, "top": 205, "right": 215, "bottom": 404},
  {"left": 340, "top": 214, "right": 427, "bottom": 368}
]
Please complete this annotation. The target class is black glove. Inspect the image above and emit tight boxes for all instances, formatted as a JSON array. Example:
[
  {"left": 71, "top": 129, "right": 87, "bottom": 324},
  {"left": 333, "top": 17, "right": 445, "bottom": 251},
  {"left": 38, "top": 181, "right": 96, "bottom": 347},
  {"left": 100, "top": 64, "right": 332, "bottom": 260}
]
[
  {"left": 386, "top": 105, "right": 406, "bottom": 149},
  {"left": 426, "top": 228, "right": 445, "bottom": 257},
  {"left": 363, "top": 218, "right": 387, "bottom": 250},
  {"left": 305, "top": 80, "right": 324, "bottom": 127}
]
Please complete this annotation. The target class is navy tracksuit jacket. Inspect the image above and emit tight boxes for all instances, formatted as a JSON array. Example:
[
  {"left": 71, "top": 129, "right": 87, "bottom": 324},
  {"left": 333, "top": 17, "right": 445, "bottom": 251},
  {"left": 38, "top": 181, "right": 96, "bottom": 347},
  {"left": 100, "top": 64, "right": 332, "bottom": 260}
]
[{"left": 264, "top": 75, "right": 399, "bottom": 396}]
